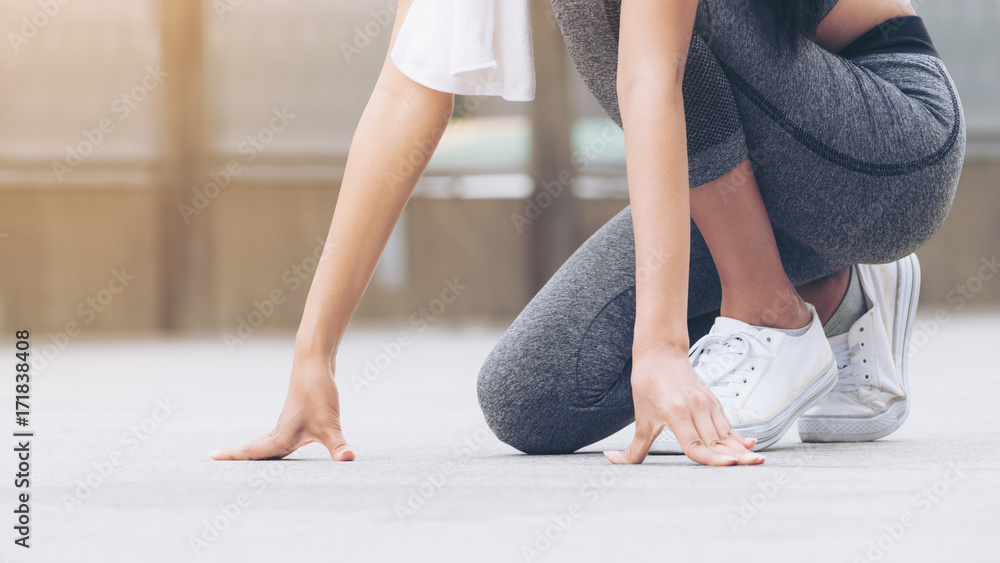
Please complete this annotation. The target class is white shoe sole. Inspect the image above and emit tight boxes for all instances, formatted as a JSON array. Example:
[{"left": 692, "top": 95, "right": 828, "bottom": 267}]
[
  {"left": 797, "top": 255, "right": 919, "bottom": 442},
  {"left": 652, "top": 357, "right": 839, "bottom": 454}
]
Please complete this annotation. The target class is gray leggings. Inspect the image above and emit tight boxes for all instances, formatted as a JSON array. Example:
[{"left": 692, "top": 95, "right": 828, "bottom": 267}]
[{"left": 477, "top": 0, "right": 965, "bottom": 454}]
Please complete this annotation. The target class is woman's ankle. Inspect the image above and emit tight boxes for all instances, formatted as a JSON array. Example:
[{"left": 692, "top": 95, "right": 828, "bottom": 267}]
[
  {"left": 720, "top": 287, "right": 813, "bottom": 330},
  {"left": 796, "top": 268, "right": 851, "bottom": 324}
]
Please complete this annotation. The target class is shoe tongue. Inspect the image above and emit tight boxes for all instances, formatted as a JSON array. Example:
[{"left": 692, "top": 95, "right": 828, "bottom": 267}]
[
  {"left": 827, "top": 332, "right": 851, "bottom": 365},
  {"left": 827, "top": 332, "right": 849, "bottom": 348},
  {"left": 710, "top": 316, "right": 756, "bottom": 336}
]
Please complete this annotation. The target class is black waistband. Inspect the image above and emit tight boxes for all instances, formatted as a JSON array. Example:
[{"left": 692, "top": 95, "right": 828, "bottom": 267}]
[{"left": 838, "top": 16, "right": 940, "bottom": 60}]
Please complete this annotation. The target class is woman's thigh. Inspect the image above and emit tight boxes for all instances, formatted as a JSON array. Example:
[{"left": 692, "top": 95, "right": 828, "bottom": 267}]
[
  {"left": 556, "top": 0, "right": 965, "bottom": 264},
  {"left": 694, "top": 0, "right": 965, "bottom": 263}
]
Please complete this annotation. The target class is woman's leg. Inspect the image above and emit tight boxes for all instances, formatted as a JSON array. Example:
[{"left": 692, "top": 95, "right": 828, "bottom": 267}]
[
  {"left": 679, "top": 0, "right": 964, "bottom": 443},
  {"left": 480, "top": 0, "right": 964, "bottom": 453},
  {"left": 689, "top": 158, "right": 813, "bottom": 330},
  {"left": 691, "top": 0, "right": 964, "bottom": 265},
  {"left": 554, "top": 0, "right": 959, "bottom": 333},
  {"left": 797, "top": 268, "right": 851, "bottom": 324},
  {"left": 477, "top": 178, "right": 838, "bottom": 455},
  {"left": 557, "top": 0, "right": 963, "bottom": 265}
]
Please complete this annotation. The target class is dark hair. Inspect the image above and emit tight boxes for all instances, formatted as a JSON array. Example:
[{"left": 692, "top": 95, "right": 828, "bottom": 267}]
[{"left": 754, "top": 0, "right": 827, "bottom": 50}]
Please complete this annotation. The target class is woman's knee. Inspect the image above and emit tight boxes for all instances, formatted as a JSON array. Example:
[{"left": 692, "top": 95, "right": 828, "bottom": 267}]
[{"left": 476, "top": 352, "right": 580, "bottom": 455}]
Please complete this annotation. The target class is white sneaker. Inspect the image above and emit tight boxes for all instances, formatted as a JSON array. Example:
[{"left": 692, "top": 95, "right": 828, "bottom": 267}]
[
  {"left": 651, "top": 304, "right": 837, "bottom": 453},
  {"left": 797, "top": 255, "right": 919, "bottom": 442}
]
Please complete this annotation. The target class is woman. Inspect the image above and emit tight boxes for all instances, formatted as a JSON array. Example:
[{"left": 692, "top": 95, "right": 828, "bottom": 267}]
[{"left": 211, "top": 0, "right": 963, "bottom": 466}]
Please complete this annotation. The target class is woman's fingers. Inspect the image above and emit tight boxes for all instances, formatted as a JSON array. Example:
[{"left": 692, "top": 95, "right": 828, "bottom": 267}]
[
  {"left": 330, "top": 445, "right": 355, "bottom": 461},
  {"left": 604, "top": 421, "right": 659, "bottom": 465},
  {"left": 210, "top": 428, "right": 295, "bottom": 461},
  {"left": 690, "top": 402, "right": 757, "bottom": 465},
  {"left": 674, "top": 407, "right": 743, "bottom": 466},
  {"left": 605, "top": 395, "right": 764, "bottom": 467},
  {"left": 717, "top": 402, "right": 756, "bottom": 451},
  {"left": 317, "top": 426, "right": 355, "bottom": 461},
  {"left": 737, "top": 434, "right": 758, "bottom": 450},
  {"left": 668, "top": 415, "right": 739, "bottom": 466},
  {"left": 707, "top": 401, "right": 764, "bottom": 464},
  {"left": 211, "top": 426, "right": 354, "bottom": 462}
]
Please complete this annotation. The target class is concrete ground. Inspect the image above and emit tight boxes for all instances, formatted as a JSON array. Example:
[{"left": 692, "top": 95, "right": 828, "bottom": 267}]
[{"left": 3, "top": 311, "right": 998, "bottom": 563}]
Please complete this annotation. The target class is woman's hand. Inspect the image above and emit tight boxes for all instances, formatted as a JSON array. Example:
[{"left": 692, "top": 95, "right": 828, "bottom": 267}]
[
  {"left": 605, "top": 346, "right": 763, "bottom": 466},
  {"left": 210, "top": 353, "right": 354, "bottom": 461}
]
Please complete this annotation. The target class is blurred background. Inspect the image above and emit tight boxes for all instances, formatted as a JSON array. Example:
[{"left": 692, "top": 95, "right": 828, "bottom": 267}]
[{"left": 1, "top": 0, "right": 997, "bottom": 338}]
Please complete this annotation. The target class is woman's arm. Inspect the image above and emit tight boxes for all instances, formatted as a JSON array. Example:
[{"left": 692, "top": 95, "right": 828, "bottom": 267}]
[
  {"left": 618, "top": 0, "right": 696, "bottom": 356},
  {"left": 297, "top": 0, "right": 454, "bottom": 358},
  {"left": 605, "top": 0, "right": 759, "bottom": 466},
  {"left": 212, "top": 0, "right": 453, "bottom": 461}
]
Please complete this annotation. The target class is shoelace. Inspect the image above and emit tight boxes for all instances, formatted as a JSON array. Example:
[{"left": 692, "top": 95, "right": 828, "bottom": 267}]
[
  {"left": 831, "top": 339, "right": 872, "bottom": 393},
  {"left": 689, "top": 328, "right": 777, "bottom": 400}
]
